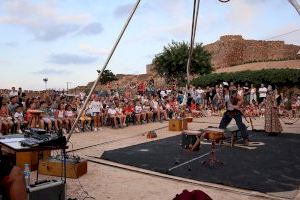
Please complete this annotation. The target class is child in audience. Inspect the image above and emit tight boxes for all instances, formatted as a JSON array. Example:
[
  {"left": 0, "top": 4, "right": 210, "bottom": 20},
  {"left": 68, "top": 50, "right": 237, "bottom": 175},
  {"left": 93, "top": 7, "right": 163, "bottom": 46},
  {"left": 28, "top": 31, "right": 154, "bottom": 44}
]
[
  {"left": 0, "top": 97, "right": 14, "bottom": 133},
  {"left": 78, "top": 103, "right": 92, "bottom": 131},
  {"left": 14, "top": 104, "right": 27, "bottom": 133},
  {"left": 116, "top": 103, "right": 126, "bottom": 127},
  {"left": 134, "top": 101, "right": 145, "bottom": 124},
  {"left": 108, "top": 104, "right": 118, "bottom": 128},
  {"left": 64, "top": 104, "right": 79, "bottom": 133},
  {"left": 89, "top": 96, "right": 103, "bottom": 132},
  {"left": 54, "top": 103, "right": 67, "bottom": 134},
  {"left": 143, "top": 101, "right": 153, "bottom": 122}
]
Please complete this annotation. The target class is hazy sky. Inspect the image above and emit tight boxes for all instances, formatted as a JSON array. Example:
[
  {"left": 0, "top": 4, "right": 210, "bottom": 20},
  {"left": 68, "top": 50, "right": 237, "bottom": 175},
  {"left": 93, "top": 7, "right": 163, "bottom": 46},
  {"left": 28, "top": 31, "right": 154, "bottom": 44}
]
[{"left": 0, "top": 0, "right": 299, "bottom": 90}]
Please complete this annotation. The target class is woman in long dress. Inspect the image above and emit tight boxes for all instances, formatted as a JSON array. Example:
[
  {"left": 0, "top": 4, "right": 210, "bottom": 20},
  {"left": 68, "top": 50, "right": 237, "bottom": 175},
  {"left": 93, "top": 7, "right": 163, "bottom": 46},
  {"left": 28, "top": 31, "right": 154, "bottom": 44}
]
[{"left": 264, "top": 86, "right": 283, "bottom": 135}]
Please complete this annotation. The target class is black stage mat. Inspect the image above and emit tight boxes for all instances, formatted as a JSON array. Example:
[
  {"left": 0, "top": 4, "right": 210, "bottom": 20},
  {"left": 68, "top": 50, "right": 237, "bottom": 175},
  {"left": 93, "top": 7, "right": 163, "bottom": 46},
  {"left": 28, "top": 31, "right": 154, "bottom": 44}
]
[{"left": 101, "top": 132, "right": 300, "bottom": 198}]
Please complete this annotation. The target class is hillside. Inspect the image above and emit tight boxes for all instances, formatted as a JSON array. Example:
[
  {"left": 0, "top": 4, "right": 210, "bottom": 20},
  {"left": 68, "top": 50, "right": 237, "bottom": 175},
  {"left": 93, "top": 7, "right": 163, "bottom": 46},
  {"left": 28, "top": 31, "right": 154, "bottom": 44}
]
[{"left": 214, "top": 60, "right": 300, "bottom": 73}]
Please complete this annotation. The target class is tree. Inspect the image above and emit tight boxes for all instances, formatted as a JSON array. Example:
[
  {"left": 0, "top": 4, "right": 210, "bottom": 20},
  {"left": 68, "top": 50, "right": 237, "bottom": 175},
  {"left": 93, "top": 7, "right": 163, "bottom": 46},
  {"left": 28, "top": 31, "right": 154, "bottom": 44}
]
[
  {"left": 97, "top": 69, "right": 118, "bottom": 85},
  {"left": 153, "top": 41, "right": 212, "bottom": 85}
]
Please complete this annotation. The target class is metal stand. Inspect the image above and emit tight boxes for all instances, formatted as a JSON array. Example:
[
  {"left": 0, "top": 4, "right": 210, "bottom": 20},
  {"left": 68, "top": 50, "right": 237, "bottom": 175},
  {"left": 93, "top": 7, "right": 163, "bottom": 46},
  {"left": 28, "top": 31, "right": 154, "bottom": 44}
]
[{"left": 202, "top": 140, "right": 223, "bottom": 167}]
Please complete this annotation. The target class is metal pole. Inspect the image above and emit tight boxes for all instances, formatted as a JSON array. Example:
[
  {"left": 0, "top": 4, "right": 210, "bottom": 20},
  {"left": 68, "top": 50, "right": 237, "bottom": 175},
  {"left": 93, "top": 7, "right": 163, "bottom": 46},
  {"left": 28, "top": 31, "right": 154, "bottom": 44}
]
[
  {"left": 186, "top": 0, "right": 200, "bottom": 88},
  {"left": 67, "top": 0, "right": 142, "bottom": 142}
]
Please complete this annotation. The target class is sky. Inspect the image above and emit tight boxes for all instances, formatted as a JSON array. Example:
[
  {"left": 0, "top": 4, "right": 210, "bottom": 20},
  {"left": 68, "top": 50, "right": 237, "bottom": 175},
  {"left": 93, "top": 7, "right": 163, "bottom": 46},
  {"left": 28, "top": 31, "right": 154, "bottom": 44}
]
[{"left": 0, "top": 0, "right": 299, "bottom": 90}]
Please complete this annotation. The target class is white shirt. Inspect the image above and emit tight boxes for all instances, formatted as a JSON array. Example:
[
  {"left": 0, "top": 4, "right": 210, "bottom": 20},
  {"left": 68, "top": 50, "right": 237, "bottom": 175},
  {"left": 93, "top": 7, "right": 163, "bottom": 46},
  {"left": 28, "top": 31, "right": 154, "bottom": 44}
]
[
  {"left": 135, "top": 105, "right": 142, "bottom": 113},
  {"left": 224, "top": 94, "right": 234, "bottom": 111},
  {"left": 258, "top": 87, "right": 267, "bottom": 98},
  {"left": 160, "top": 90, "right": 167, "bottom": 98},
  {"left": 90, "top": 101, "right": 103, "bottom": 113},
  {"left": 9, "top": 91, "right": 18, "bottom": 97},
  {"left": 14, "top": 112, "right": 24, "bottom": 122},
  {"left": 108, "top": 108, "right": 117, "bottom": 115},
  {"left": 65, "top": 111, "right": 74, "bottom": 117},
  {"left": 250, "top": 88, "right": 256, "bottom": 94},
  {"left": 151, "top": 100, "right": 159, "bottom": 109}
]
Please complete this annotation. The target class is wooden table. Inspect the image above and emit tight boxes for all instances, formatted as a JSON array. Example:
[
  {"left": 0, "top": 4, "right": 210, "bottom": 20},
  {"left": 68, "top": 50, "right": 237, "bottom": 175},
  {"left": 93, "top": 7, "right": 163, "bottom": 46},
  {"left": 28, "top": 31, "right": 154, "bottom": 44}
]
[{"left": 0, "top": 135, "right": 68, "bottom": 182}]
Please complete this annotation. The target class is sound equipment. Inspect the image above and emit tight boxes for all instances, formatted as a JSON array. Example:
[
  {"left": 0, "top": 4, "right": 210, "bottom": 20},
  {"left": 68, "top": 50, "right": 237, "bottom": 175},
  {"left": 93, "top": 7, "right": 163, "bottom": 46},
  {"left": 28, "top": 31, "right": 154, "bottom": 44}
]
[
  {"left": 25, "top": 128, "right": 47, "bottom": 135},
  {"left": 169, "top": 118, "right": 188, "bottom": 131},
  {"left": 27, "top": 180, "right": 65, "bottom": 200},
  {"left": 21, "top": 131, "right": 66, "bottom": 148},
  {"left": 39, "top": 157, "right": 87, "bottom": 178}
]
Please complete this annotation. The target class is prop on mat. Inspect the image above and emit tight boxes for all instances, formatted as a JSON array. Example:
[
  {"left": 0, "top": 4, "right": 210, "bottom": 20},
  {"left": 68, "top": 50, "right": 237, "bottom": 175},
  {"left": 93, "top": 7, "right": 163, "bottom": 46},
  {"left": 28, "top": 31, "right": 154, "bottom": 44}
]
[
  {"left": 181, "top": 130, "right": 205, "bottom": 151},
  {"left": 146, "top": 131, "right": 157, "bottom": 139},
  {"left": 173, "top": 189, "right": 212, "bottom": 200}
]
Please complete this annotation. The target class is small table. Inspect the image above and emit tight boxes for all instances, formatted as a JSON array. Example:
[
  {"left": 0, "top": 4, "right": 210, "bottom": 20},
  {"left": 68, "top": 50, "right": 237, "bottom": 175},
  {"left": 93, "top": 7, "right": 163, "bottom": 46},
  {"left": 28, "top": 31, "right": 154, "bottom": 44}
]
[
  {"left": 27, "top": 110, "right": 44, "bottom": 128},
  {"left": 0, "top": 135, "right": 68, "bottom": 183},
  {"left": 202, "top": 128, "right": 225, "bottom": 167}
]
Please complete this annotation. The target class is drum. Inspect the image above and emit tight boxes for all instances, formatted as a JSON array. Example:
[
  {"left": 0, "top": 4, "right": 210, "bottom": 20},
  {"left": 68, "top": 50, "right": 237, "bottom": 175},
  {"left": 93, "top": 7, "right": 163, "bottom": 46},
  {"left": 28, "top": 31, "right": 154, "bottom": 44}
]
[
  {"left": 204, "top": 128, "right": 225, "bottom": 142},
  {"left": 181, "top": 130, "right": 203, "bottom": 151}
]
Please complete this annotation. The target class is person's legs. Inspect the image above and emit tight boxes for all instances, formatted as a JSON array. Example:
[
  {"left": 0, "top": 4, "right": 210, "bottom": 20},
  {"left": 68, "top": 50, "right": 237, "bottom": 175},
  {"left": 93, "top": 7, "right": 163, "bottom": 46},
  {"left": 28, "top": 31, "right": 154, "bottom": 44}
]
[
  {"left": 142, "top": 113, "right": 146, "bottom": 122},
  {"left": 52, "top": 119, "right": 58, "bottom": 131},
  {"left": 156, "top": 110, "right": 161, "bottom": 121},
  {"left": 219, "top": 111, "right": 232, "bottom": 129},
  {"left": 233, "top": 112, "right": 248, "bottom": 140},
  {"left": 135, "top": 114, "right": 141, "bottom": 124},
  {"left": 39, "top": 119, "right": 45, "bottom": 129}
]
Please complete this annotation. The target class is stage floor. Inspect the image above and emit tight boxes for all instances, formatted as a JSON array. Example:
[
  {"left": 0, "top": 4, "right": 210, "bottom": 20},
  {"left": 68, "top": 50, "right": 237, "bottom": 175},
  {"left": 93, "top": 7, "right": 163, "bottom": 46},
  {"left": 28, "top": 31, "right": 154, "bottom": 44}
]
[{"left": 101, "top": 131, "right": 300, "bottom": 199}]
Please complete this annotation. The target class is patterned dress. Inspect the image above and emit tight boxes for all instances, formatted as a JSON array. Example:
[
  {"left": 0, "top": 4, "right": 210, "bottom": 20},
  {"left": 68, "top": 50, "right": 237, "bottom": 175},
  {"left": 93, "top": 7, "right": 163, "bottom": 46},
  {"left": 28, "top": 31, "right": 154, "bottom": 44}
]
[{"left": 264, "top": 91, "right": 283, "bottom": 133}]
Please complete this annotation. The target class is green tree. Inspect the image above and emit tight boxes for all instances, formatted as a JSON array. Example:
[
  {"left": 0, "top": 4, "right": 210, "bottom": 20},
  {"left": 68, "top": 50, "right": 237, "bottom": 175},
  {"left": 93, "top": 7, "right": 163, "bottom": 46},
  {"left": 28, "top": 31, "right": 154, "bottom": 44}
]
[
  {"left": 153, "top": 41, "right": 212, "bottom": 85},
  {"left": 98, "top": 69, "right": 118, "bottom": 85}
]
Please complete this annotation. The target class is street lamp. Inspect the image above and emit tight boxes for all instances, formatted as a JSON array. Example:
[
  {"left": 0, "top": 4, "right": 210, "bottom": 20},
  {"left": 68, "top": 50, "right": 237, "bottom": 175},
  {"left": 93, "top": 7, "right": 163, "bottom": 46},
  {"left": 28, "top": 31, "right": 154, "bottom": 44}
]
[
  {"left": 66, "top": 82, "right": 72, "bottom": 93},
  {"left": 43, "top": 78, "right": 48, "bottom": 90}
]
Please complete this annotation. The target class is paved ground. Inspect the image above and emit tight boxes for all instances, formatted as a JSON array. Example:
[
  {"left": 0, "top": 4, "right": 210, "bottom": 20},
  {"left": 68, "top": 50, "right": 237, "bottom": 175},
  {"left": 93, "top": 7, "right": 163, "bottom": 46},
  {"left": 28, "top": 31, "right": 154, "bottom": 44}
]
[{"left": 60, "top": 117, "right": 300, "bottom": 200}]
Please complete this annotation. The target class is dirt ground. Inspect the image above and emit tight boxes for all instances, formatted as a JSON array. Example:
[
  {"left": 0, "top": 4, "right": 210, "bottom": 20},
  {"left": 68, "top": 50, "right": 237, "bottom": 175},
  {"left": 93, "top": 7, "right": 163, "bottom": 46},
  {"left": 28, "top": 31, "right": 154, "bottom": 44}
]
[{"left": 56, "top": 116, "right": 300, "bottom": 200}]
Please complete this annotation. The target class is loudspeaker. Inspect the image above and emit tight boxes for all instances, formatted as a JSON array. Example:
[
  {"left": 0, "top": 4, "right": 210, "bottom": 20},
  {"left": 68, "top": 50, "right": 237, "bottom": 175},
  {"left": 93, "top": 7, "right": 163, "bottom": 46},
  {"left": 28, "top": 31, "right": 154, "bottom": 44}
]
[{"left": 28, "top": 180, "right": 65, "bottom": 200}]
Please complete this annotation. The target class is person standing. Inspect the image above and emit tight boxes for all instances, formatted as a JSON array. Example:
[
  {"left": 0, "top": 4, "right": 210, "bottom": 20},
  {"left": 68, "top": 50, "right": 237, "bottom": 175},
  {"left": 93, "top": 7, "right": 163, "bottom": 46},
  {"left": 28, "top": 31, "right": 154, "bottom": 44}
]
[
  {"left": 249, "top": 84, "right": 257, "bottom": 104},
  {"left": 9, "top": 87, "right": 18, "bottom": 98},
  {"left": 219, "top": 85, "right": 249, "bottom": 145},
  {"left": 258, "top": 84, "right": 267, "bottom": 104},
  {"left": 264, "top": 85, "right": 282, "bottom": 135}
]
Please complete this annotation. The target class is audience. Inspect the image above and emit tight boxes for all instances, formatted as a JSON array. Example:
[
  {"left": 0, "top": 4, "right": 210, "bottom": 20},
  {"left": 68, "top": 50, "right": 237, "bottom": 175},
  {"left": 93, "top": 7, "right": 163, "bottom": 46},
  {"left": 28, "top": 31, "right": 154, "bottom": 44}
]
[{"left": 0, "top": 81, "right": 299, "bottom": 135}]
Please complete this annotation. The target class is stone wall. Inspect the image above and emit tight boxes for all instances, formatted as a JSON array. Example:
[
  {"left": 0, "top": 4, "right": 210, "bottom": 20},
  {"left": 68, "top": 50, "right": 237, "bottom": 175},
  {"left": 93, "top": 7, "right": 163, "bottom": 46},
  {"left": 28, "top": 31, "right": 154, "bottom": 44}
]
[{"left": 204, "top": 35, "right": 300, "bottom": 69}]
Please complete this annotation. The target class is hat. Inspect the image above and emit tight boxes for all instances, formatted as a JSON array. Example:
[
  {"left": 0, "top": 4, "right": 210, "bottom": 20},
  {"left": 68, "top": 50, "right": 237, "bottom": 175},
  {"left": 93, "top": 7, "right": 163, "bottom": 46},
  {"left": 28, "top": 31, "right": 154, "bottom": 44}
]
[{"left": 223, "top": 82, "right": 229, "bottom": 86}]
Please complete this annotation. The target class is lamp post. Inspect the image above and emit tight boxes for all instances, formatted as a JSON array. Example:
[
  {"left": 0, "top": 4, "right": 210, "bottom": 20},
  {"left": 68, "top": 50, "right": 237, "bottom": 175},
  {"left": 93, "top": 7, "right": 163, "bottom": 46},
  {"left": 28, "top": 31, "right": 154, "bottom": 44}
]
[
  {"left": 66, "top": 82, "right": 72, "bottom": 93},
  {"left": 43, "top": 78, "right": 48, "bottom": 90}
]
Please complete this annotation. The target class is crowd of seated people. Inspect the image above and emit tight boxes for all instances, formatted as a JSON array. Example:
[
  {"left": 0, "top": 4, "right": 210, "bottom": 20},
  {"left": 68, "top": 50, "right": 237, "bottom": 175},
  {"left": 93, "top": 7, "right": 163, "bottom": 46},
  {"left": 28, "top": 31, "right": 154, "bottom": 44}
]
[{"left": 0, "top": 82, "right": 299, "bottom": 135}]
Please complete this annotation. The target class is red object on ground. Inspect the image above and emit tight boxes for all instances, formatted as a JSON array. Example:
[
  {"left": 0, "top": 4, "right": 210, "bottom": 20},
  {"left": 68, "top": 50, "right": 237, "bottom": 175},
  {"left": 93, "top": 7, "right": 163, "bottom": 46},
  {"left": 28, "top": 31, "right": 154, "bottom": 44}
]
[{"left": 173, "top": 190, "right": 213, "bottom": 200}]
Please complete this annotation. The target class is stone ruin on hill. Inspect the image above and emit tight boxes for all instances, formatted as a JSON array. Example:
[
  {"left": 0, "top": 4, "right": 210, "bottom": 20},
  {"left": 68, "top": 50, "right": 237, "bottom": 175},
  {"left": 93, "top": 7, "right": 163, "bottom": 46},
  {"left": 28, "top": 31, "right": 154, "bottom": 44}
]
[{"left": 204, "top": 35, "right": 300, "bottom": 69}]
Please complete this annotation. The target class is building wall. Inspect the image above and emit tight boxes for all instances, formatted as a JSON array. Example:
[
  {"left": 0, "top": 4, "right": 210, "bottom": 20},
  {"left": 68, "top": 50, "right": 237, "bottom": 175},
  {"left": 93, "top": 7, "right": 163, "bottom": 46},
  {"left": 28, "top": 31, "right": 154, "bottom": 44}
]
[{"left": 204, "top": 35, "right": 300, "bottom": 69}]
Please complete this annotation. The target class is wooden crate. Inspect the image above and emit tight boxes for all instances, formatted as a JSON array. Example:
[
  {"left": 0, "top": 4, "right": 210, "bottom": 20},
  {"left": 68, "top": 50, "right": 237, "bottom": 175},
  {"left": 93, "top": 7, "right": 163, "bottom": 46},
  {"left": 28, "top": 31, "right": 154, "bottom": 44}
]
[
  {"left": 169, "top": 119, "right": 182, "bottom": 131},
  {"left": 182, "top": 118, "right": 188, "bottom": 130},
  {"left": 186, "top": 117, "right": 193, "bottom": 123},
  {"left": 16, "top": 150, "right": 51, "bottom": 171},
  {"left": 169, "top": 119, "right": 188, "bottom": 131},
  {"left": 38, "top": 158, "right": 87, "bottom": 179}
]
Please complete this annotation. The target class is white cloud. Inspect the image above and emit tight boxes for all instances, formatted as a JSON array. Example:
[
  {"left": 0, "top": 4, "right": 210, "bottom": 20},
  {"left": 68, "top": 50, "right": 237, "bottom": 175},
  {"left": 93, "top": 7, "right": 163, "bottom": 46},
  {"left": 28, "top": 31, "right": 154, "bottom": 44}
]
[
  {"left": 80, "top": 44, "right": 109, "bottom": 57},
  {"left": 48, "top": 53, "right": 98, "bottom": 65},
  {"left": 34, "top": 68, "right": 71, "bottom": 75},
  {"left": 0, "top": 59, "right": 9, "bottom": 64},
  {"left": 0, "top": 0, "right": 94, "bottom": 41}
]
